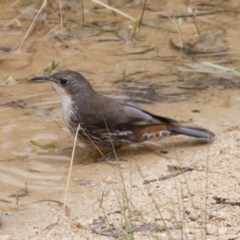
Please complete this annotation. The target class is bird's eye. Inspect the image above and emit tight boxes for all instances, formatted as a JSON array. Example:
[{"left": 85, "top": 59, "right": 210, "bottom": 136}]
[{"left": 60, "top": 78, "right": 68, "bottom": 85}]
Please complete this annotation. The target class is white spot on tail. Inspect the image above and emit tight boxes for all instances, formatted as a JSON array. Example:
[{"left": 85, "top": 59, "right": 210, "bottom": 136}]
[{"left": 142, "top": 130, "right": 171, "bottom": 140}]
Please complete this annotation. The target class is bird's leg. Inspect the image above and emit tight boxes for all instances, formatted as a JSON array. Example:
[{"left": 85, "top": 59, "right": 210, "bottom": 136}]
[{"left": 97, "top": 147, "right": 121, "bottom": 162}]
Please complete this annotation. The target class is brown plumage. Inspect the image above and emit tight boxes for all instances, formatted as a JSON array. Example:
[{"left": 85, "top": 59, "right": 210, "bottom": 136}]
[{"left": 31, "top": 70, "right": 215, "bottom": 161}]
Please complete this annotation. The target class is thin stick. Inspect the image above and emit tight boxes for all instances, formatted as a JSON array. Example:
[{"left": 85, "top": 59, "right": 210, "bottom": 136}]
[
  {"left": 138, "top": 0, "right": 147, "bottom": 28},
  {"left": 165, "top": 14, "right": 184, "bottom": 51},
  {"left": 58, "top": 0, "right": 64, "bottom": 40},
  {"left": 2, "top": 0, "right": 21, "bottom": 17},
  {"left": 18, "top": 0, "right": 48, "bottom": 50},
  {"left": 81, "top": 0, "right": 85, "bottom": 27},
  {"left": 92, "top": 0, "right": 135, "bottom": 21},
  {"left": 102, "top": 118, "right": 118, "bottom": 160},
  {"left": 63, "top": 124, "right": 80, "bottom": 214},
  {"left": 81, "top": 127, "right": 104, "bottom": 157}
]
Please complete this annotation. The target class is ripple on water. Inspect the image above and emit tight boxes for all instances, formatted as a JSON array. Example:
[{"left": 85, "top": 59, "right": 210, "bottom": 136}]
[
  {"left": 0, "top": 158, "right": 67, "bottom": 191},
  {"left": 0, "top": 115, "right": 71, "bottom": 191}
]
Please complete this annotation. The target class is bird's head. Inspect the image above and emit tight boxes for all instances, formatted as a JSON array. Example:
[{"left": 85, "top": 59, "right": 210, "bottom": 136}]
[{"left": 31, "top": 70, "right": 94, "bottom": 97}]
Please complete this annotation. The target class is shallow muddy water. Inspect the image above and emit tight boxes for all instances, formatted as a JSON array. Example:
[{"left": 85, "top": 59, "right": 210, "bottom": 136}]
[{"left": 0, "top": 0, "right": 240, "bottom": 239}]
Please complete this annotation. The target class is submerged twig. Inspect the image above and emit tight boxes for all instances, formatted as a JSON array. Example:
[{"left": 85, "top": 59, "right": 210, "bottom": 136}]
[{"left": 143, "top": 167, "right": 194, "bottom": 184}]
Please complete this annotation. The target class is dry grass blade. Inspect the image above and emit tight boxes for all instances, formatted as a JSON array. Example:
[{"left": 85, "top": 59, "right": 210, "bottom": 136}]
[
  {"left": 38, "top": 216, "right": 60, "bottom": 239},
  {"left": 18, "top": 0, "right": 49, "bottom": 50},
  {"left": 57, "top": 0, "right": 63, "bottom": 40},
  {"left": 138, "top": 0, "right": 147, "bottom": 28},
  {"left": 81, "top": 0, "right": 85, "bottom": 27},
  {"left": 92, "top": 0, "right": 135, "bottom": 21},
  {"left": 80, "top": 127, "right": 104, "bottom": 158},
  {"left": 63, "top": 124, "right": 80, "bottom": 214}
]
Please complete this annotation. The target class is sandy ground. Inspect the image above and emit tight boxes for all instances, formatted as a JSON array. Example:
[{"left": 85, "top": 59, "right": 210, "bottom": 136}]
[{"left": 1, "top": 127, "right": 240, "bottom": 239}]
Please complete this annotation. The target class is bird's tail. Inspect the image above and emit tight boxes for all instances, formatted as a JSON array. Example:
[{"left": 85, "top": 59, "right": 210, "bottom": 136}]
[{"left": 171, "top": 125, "right": 215, "bottom": 140}]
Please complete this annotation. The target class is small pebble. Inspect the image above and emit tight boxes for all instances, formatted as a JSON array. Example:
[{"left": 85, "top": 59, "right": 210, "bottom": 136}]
[
  {"left": 79, "top": 178, "right": 91, "bottom": 185},
  {"left": 0, "top": 45, "right": 11, "bottom": 52}
]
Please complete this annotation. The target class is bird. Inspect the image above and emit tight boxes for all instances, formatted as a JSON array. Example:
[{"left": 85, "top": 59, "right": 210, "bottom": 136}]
[{"left": 31, "top": 70, "right": 215, "bottom": 161}]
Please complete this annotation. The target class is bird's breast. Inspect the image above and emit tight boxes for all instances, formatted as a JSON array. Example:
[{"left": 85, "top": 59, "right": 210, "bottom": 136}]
[{"left": 60, "top": 94, "right": 76, "bottom": 129}]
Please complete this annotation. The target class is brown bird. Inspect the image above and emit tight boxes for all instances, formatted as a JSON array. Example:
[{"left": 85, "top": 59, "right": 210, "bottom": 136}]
[{"left": 31, "top": 70, "right": 215, "bottom": 161}]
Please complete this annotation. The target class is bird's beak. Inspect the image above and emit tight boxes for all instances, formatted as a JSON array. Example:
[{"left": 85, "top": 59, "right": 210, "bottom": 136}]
[{"left": 30, "top": 75, "right": 52, "bottom": 82}]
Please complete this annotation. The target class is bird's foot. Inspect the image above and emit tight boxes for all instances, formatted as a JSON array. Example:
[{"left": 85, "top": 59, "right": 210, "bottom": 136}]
[{"left": 97, "top": 148, "right": 122, "bottom": 162}]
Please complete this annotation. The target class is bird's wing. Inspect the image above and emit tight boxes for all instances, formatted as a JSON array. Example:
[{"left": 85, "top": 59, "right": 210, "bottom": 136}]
[
  {"left": 120, "top": 101, "right": 179, "bottom": 126},
  {"left": 81, "top": 95, "right": 180, "bottom": 130}
]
